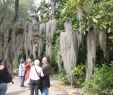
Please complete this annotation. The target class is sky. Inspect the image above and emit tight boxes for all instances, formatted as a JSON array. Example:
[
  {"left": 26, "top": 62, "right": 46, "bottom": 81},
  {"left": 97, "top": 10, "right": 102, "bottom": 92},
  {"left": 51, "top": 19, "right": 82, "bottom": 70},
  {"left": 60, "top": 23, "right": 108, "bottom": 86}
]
[
  {"left": 34, "top": 0, "right": 41, "bottom": 5},
  {"left": 34, "top": 0, "right": 50, "bottom": 6}
]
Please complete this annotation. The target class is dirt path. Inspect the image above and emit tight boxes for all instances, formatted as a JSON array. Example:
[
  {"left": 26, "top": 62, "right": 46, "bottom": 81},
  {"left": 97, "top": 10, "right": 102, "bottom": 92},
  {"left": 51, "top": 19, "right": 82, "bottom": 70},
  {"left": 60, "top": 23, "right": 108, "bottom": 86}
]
[{"left": 6, "top": 76, "right": 81, "bottom": 95}]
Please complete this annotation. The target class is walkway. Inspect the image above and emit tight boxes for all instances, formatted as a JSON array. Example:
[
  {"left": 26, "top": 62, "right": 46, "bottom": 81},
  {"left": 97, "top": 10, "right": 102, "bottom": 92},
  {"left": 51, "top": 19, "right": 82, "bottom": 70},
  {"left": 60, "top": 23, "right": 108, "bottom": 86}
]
[{"left": 6, "top": 76, "right": 81, "bottom": 95}]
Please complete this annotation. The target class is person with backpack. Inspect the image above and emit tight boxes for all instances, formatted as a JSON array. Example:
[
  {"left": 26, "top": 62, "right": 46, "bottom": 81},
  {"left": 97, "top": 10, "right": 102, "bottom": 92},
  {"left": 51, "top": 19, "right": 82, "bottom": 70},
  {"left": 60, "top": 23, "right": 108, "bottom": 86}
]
[
  {"left": 29, "top": 59, "right": 44, "bottom": 95},
  {"left": 0, "top": 58, "right": 13, "bottom": 95},
  {"left": 18, "top": 58, "right": 25, "bottom": 87}
]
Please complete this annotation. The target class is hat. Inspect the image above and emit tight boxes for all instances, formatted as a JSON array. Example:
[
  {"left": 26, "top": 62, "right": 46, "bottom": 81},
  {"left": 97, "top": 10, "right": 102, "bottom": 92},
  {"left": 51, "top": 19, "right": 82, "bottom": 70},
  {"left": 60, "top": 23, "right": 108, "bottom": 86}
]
[{"left": 34, "top": 60, "right": 40, "bottom": 66}]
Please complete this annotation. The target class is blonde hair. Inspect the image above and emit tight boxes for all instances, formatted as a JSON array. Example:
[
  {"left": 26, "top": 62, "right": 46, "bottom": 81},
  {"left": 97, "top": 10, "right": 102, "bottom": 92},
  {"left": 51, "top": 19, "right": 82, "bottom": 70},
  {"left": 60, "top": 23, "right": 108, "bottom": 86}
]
[
  {"left": 34, "top": 60, "right": 40, "bottom": 66},
  {"left": 27, "top": 58, "right": 31, "bottom": 62}
]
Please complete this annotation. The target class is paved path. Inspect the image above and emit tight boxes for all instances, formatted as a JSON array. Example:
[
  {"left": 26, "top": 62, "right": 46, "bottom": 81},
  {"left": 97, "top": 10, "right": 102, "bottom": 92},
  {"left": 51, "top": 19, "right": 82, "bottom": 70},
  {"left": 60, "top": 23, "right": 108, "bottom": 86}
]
[{"left": 6, "top": 76, "right": 68, "bottom": 95}]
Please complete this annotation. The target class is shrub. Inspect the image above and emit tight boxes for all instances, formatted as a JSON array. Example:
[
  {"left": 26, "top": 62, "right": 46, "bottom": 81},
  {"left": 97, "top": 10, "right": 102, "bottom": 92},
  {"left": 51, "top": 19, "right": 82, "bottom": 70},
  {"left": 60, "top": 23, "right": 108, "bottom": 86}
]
[
  {"left": 83, "top": 65, "right": 113, "bottom": 95},
  {"left": 58, "top": 71, "right": 68, "bottom": 84},
  {"left": 72, "top": 64, "right": 85, "bottom": 87}
]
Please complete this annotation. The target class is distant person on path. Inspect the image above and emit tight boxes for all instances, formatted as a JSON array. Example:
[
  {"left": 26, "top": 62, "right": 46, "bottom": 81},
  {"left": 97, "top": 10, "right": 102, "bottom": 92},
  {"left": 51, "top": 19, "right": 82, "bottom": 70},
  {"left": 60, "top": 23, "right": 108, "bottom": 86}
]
[
  {"left": 0, "top": 58, "right": 13, "bottom": 95},
  {"left": 41, "top": 57, "right": 51, "bottom": 95},
  {"left": 25, "top": 58, "right": 32, "bottom": 80},
  {"left": 25, "top": 58, "right": 32, "bottom": 86},
  {"left": 18, "top": 59, "right": 25, "bottom": 87},
  {"left": 29, "top": 59, "right": 44, "bottom": 95}
]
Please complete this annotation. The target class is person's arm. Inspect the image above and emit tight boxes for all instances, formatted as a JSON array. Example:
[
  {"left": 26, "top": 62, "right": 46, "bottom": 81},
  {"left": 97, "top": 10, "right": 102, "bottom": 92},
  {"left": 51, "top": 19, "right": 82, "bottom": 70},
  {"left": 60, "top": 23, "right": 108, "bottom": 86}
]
[
  {"left": 25, "top": 63, "right": 30, "bottom": 68},
  {"left": 40, "top": 68, "right": 44, "bottom": 77},
  {"left": 29, "top": 67, "right": 33, "bottom": 79}
]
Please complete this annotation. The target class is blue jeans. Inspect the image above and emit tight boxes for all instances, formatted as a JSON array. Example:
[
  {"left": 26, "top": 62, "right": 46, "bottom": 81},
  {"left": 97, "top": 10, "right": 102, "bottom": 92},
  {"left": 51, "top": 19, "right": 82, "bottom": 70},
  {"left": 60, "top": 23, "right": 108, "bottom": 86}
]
[
  {"left": 19, "top": 76, "right": 25, "bottom": 87},
  {"left": 30, "top": 79, "right": 40, "bottom": 95},
  {"left": 0, "top": 83, "right": 7, "bottom": 95},
  {"left": 41, "top": 87, "right": 48, "bottom": 95}
]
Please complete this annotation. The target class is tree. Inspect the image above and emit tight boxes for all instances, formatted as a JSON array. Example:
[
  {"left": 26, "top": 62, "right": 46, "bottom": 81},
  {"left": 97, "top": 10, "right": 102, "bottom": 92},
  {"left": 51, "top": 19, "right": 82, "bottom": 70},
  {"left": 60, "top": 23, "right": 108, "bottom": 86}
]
[{"left": 13, "top": 0, "right": 19, "bottom": 22}]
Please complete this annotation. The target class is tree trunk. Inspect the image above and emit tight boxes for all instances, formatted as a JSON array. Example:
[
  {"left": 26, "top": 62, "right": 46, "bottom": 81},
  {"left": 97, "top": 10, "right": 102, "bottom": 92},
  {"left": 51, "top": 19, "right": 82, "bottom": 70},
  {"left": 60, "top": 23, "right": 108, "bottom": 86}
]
[
  {"left": 46, "top": 19, "right": 56, "bottom": 60},
  {"left": 86, "top": 32, "right": 96, "bottom": 80},
  {"left": 13, "top": 0, "right": 19, "bottom": 22},
  {"left": 60, "top": 19, "right": 78, "bottom": 85}
]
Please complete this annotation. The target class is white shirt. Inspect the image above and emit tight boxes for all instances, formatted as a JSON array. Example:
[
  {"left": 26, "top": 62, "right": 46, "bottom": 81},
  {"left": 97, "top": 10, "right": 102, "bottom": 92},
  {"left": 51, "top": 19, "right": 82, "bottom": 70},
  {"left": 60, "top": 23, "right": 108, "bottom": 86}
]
[
  {"left": 29, "top": 65, "right": 44, "bottom": 80},
  {"left": 18, "top": 63, "right": 25, "bottom": 76}
]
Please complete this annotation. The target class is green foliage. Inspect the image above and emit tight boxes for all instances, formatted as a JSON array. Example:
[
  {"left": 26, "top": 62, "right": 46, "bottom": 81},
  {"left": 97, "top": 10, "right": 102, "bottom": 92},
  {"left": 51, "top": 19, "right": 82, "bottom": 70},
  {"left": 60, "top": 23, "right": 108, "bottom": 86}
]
[
  {"left": 62, "top": 0, "right": 89, "bottom": 17},
  {"left": 77, "top": 39, "right": 87, "bottom": 64},
  {"left": 58, "top": 71, "right": 68, "bottom": 84},
  {"left": 83, "top": 0, "right": 113, "bottom": 33},
  {"left": 31, "top": 1, "right": 50, "bottom": 23},
  {"left": 60, "top": 0, "right": 113, "bottom": 34},
  {"left": 51, "top": 1, "right": 66, "bottom": 72},
  {"left": 72, "top": 64, "right": 85, "bottom": 87},
  {"left": 19, "top": 0, "right": 34, "bottom": 21},
  {"left": 0, "top": 0, "right": 14, "bottom": 32},
  {"left": 0, "top": 0, "right": 34, "bottom": 33},
  {"left": 51, "top": 31, "right": 60, "bottom": 72},
  {"left": 83, "top": 65, "right": 113, "bottom": 95}
]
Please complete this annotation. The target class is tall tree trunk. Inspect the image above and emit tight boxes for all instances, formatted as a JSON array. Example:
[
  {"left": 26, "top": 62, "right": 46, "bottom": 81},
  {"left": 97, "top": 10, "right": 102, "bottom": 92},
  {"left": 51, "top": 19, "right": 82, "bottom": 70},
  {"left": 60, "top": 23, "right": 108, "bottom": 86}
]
[
  {"left": 13, "top": 0, "right": 19, "bottom": 22},
  {"left": 86, "top": 32, "right": 96, "bottom": 80},
  {"left": 60, "top": 19, "right": 78, "bottom": 85},
  {"left": 0, "top": 0, "right": 7, "bottom": 25}
]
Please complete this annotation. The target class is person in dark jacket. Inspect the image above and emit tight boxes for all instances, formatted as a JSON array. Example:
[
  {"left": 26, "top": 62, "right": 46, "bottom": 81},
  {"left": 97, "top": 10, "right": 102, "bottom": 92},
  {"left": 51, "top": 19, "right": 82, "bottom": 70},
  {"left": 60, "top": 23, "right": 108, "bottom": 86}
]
[
  {"left": 41, "top": 57, "right": 51, "bottom": 95},
  {"left": 0, "top": 58, "right": 12, "bottom": 95}
]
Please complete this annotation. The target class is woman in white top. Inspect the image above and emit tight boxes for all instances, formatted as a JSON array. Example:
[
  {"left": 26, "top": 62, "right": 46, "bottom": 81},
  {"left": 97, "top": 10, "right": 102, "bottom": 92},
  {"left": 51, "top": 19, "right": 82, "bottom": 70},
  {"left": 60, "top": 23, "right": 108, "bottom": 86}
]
[
  {"left": 29, "top": 59, "right": 44, "bottom": 95},
  {"left": 18, "top": 59, "right": 25, "bottom": 87}
]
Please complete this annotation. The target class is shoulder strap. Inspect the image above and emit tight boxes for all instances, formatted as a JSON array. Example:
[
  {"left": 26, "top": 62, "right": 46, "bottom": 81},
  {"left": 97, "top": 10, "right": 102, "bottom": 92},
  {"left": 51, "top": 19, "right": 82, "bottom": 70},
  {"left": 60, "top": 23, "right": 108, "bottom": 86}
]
[
  {"left": 21, "top": 64, "right": 23, "bottom": 69},
  {"left": 34, "top": 66, "right": 40, "bottom": 78}
]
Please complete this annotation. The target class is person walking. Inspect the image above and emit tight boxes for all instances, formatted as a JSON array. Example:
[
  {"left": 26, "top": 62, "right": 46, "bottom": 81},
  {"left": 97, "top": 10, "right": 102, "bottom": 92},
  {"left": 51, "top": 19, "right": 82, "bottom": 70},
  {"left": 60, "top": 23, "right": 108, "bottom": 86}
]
[
  {"left": 41, "top": 57, "right": 51, "bottom": 95},
  {"left": 29, "top": 59, "right": 44, "bottom": 95},
  {"left": 18, "top": 58, "right": 25, "bottom": 87},
  {"left": 0, "top": 58, "right": 13, "bottom": 95},
  {"left": 25, "top": 58, "right": 32, "bottom": 86}
]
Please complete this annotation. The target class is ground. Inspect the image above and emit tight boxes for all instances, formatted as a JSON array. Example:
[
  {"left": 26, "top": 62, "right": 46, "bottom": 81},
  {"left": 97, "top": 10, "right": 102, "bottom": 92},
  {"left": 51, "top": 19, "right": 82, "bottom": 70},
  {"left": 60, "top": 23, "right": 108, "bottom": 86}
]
[{"left": 6, "top": 76, "right": 82, "bottom": 95}]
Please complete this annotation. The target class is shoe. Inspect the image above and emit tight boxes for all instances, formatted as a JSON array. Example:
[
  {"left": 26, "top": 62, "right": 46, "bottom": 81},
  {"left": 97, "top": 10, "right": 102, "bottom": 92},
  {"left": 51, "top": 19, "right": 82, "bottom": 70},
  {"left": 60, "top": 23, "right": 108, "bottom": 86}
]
[{"left": 20, "top": 85, "right": 26, "bottom": 87}]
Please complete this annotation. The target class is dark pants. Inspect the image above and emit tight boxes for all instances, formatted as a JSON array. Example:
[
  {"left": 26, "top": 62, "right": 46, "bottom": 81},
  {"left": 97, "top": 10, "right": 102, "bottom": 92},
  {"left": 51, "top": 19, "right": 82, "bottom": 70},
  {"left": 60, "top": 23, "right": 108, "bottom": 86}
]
[{"left": 30, "top": 79, "right": 40, "bottom": 95}]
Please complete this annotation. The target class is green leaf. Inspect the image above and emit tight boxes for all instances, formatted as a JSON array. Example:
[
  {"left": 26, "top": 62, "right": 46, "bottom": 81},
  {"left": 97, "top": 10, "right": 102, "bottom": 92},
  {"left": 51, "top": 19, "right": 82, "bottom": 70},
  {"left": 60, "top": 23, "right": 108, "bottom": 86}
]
[
  {"left": 92, "top": 18, "right": 98, "bottom": 23},
  {"left": 95, "top": 15, "right": 101, "bottom": 19},
  {"left": 108, "top": 28, "right": 111, "bottom": 33},
  {"left": 102, "top": 24, "right": 107, "bottom": 29}
]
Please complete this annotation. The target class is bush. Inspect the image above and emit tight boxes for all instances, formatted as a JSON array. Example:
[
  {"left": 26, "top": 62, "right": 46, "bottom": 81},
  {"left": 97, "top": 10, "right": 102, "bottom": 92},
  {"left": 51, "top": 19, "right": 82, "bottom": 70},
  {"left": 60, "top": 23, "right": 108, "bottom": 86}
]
[
  {"left": 83, "top": 65, "right": 113, "bottom": 95},
  {"left": 58, "top": 71, "right": 68, "bottom": 84},
  {"left": 72, "top": 64, "right": 85, "bottom": 87}
]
